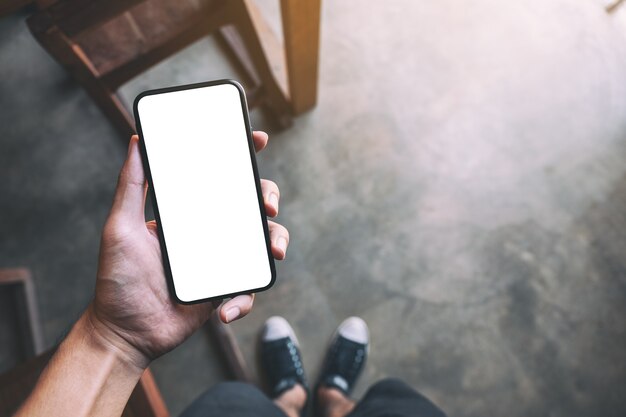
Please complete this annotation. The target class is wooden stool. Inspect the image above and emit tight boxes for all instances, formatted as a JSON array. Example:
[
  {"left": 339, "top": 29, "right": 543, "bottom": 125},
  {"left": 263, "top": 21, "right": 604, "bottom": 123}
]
[{"left": 26, "top": 0, "right": 321, "bottom": 136}]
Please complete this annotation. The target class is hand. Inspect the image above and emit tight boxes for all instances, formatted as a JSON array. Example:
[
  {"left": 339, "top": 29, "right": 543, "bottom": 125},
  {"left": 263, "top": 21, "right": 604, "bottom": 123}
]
[{"left": 88, "top": 131, "right": 289, "bottom": 369}]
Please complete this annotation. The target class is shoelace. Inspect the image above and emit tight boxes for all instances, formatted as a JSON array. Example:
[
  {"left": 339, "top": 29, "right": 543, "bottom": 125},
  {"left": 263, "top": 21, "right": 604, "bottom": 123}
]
[
  {"left": 263, "top": 338, "right": 306, "bottom": 389},
  {"left": 325, "top": 337, "right": 366, "bottom": 385}
]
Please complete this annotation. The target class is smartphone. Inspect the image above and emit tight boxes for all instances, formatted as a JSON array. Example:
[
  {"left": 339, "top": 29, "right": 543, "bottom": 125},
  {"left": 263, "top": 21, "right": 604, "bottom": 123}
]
[{"left": 133, "top": 80, "right": 275, "bottom": 304}]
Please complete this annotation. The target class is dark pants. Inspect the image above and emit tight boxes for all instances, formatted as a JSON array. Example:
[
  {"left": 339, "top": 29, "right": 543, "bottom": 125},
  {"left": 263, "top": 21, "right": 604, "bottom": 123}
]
[{"left": 180, "top": 378, "right": 446, "bottom": 417}]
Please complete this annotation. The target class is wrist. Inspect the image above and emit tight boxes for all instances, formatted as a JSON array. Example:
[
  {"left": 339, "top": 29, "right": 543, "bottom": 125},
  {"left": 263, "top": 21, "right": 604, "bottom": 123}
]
[
  {"left": 83, "top": 305, "right": 151, "bottom": 371},
  {"left": 16, "top": 308, "right": 147, "bottom": 417}
]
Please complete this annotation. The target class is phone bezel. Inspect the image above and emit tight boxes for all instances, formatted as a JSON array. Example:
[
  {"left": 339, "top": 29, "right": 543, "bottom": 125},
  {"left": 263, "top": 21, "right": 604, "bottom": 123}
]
[{"left": 133, "top": 79, "right": 276, "bottom": 305}]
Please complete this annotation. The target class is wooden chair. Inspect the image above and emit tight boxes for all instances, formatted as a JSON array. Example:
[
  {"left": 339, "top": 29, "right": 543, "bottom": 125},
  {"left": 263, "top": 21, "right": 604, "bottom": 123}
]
[
  {"left": 25, "top": 0, "right": 321, "bottom": 137},
  {"left": 0, "top": 268, "right": 253, "bottom": 416},
  {"left": 0, "top": 349, "right": 170, "bottom": 417},
  {"left": 0, "top": 269, "right": 44, "bottom": 360},
  {"left": 0, "top": 0, "right": 33, "bottom": 17},
  {"left": 0, "top": 268, "right": 170, "bottom": 416}
]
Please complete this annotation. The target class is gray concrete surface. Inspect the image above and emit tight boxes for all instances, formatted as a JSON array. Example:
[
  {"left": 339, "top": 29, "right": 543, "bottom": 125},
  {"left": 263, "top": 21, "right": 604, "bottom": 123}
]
[{"left": 2, "top": 0, "right": 626, "bottom": 416}]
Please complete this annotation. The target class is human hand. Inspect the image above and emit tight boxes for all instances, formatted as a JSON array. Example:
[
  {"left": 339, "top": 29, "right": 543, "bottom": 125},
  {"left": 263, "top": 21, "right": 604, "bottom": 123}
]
[{"left": 87, "top": 131, "right": 288, "bottom": 369}]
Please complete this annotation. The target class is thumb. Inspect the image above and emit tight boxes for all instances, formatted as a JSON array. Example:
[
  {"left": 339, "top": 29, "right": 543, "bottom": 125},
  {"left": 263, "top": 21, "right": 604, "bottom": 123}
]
[{"left": 110, "top": 135, "right": 147, "bottom": 223}]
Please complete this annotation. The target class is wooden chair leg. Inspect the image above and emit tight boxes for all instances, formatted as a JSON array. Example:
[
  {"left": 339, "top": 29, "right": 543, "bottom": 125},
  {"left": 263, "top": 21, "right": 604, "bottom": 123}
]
[
  {"left": 126, "top": 369, "right": 171, "bottom": 417},
  {"left": 60, "top": 45, "right": 135, "bottom": 137},
  {"left": 280, "top": 0, "right": 321, "bottom": 115},
  {"left": 82, "top": 85, "right": 136, "bottom": 138},
  {"left": 26, "top": 23, "right": 135, "bottom": 138},
  {"left": 607, "top": 0, "right": 626, "bottom": 13},
  {"left": 225, "top": 0, "right": 293, "bottom": 128},
  {"left": 206, "top": 312, "right": 254, "bottom": 383},
  {"left": 0, "top": 268, "right": 44, "bottom": 359}
]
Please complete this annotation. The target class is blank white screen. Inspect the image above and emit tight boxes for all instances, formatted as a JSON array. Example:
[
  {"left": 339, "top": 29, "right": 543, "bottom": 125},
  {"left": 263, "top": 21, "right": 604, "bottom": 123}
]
[{"left": 136, "top": 82, "right": 272, "bottom": 303}]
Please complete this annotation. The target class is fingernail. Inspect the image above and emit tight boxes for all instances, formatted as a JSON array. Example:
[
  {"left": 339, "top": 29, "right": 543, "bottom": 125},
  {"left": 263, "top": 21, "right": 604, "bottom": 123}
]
[
  {"left": 225, "top": 306, "right": 241, "bottom": 323},
  {"left": 268, "top": 193, "right": 279, "bottom": 212},
  {"left": 276, "top": 236, "right": 288, "bottom": 257}
]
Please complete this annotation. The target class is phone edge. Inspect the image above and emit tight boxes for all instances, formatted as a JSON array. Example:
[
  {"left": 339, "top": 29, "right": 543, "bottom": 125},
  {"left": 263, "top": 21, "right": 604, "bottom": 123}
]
[{"left": 132, "top": 79, "right": 277, "bottom": 305}]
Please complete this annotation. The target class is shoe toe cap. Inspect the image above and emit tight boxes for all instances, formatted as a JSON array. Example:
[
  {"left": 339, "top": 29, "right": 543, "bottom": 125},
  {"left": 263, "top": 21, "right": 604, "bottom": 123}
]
[
  {"left": 337, "top": 316, "right": 369, "bottom": 344},
  {"left": 262, "top": 316, "right": 299, "bottom": 345}
]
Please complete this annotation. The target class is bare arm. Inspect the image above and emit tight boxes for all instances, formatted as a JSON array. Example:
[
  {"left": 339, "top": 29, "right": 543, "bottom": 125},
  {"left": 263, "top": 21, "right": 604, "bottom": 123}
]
[
  {"left": 16, "top": 311, "right": 144, "bottom": 417},
  {"left": 17, "top": 132, "right": 289, "bottom": 416}
]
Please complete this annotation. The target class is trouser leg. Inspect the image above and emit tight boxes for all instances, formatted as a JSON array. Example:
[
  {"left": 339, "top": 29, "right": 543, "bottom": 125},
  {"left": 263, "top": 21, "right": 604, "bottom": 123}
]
[
  {"left": 346, "top": 378, "right": 447, "bottom": 417},
  {"left": 179, "top": 382, "right": 288, "bottom": 417}
]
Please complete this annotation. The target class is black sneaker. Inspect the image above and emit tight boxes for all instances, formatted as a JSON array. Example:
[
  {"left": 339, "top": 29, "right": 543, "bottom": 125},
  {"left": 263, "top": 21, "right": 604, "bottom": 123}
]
[
  {"left": 316, "top": 317, "right": 369, "bottom": 396},
  {"left": 260, "top": 316, "right": 309, "bottom": 401}
]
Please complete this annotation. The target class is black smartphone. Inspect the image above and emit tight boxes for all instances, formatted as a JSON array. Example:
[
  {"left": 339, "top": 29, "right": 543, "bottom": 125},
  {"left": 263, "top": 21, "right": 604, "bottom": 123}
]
[{"left": 133, "top": 79, "right": 275, "bottom": 304}]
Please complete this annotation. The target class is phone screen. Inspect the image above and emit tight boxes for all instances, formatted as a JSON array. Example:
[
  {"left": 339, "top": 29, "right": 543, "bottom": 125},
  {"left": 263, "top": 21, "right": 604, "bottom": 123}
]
[{"left": 134, "top": 80, "right": 274, "bottom": 303}]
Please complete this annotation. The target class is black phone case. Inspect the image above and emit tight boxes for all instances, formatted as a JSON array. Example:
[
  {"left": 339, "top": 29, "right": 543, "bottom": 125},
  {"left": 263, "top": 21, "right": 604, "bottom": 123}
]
[{"left": 133, "top": 79, "right": 276, "bottom": 304}]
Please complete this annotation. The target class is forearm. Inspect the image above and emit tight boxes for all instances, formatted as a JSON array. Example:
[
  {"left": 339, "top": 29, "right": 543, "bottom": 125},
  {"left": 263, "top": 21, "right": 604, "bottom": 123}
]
[{"left": 16, "top": 309, "right": 146, "bottom": 417}]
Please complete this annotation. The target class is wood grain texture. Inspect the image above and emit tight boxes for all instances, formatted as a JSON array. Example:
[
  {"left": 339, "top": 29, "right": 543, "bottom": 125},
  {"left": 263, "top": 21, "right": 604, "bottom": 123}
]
[
  {"left": 25, "top": 0, "right": 316, "bottom": 134},
  {"left": 281, "top": 0, "right": 321, "bottom": 114},
  {"left": 0, "top": 0, "right": 32, "bottom": 17}
]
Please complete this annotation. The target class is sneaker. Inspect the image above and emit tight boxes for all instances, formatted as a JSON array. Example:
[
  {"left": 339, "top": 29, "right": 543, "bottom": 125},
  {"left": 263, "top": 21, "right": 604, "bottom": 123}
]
[
  {"left": 316, "top": 317, "right": 369, "bottom": 396},
  {"left": 260, "top": 316, "right": 309, "bottom": 399}
]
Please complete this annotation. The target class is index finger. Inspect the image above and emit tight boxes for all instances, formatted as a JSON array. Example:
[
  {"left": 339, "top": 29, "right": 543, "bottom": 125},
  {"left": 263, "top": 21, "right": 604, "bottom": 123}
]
[{"left": 253, "top": 131, "right": 269, "bottom": 152}]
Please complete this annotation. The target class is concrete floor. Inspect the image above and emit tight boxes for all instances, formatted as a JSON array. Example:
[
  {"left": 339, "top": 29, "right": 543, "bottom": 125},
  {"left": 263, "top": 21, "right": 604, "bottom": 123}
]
[{"left": 2, "top": 0, "right": 626, "bottom": 416}]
